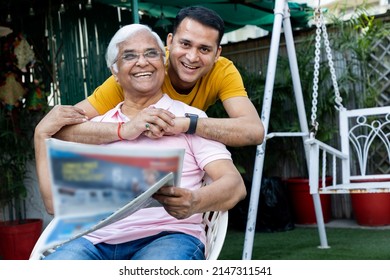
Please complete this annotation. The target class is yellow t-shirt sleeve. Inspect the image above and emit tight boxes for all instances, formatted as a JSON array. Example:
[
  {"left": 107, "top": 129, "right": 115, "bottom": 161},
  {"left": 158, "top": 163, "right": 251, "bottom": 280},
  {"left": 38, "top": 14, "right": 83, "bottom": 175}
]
[
  {"left": 87, "top": 75, "right": 124, "bottom": 115},
  {"left": 217, "top": 58, "right": 248, "bottom": 102}
]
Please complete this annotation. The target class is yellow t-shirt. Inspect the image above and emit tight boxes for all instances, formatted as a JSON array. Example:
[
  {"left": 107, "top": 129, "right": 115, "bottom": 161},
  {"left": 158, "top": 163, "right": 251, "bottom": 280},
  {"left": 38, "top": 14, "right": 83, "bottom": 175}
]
[{"left": 88, "top": 55, "right": 247, "bottom": 114}]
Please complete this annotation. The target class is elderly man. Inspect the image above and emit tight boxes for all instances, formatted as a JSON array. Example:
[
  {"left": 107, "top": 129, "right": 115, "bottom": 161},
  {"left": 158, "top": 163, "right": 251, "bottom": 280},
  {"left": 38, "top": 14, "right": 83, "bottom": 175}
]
[{"left": 34, "top": 24, "right": 246, "bottom": 260}]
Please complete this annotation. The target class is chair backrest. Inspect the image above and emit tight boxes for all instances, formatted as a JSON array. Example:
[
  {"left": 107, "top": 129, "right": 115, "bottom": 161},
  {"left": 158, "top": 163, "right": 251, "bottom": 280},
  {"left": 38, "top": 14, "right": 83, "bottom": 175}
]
[
  {"left": 203, "top": 210, "right": 228, "bottom": 260},
  {"left": 200, "top": 175, "right": 229, "bottom": 260}
]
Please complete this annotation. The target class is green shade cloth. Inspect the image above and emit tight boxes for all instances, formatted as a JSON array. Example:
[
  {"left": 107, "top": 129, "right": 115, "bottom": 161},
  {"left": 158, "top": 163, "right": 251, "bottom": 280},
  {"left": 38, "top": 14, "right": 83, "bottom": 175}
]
[{"left": 96, "top": 0, "right": 313, "bottom": 32}]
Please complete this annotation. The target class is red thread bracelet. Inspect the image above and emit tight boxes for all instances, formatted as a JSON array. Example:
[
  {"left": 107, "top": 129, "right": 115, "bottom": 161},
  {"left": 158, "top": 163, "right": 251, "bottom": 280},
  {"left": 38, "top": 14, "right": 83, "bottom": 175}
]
[{"left": 117, "top": 122, "right": 125, "bottom": 141}]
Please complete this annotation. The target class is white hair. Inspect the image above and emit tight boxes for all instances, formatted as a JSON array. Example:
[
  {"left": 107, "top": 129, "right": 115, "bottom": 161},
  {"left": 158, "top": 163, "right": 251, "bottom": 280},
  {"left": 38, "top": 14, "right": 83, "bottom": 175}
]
[{"left": 106, "top": 24, "right": 165, "bottom": 73}]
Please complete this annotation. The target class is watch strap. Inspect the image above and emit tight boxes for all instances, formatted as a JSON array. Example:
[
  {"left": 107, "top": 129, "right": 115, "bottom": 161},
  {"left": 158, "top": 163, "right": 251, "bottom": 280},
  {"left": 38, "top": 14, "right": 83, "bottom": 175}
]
[{"left": 185, "top": 113, "right": 198, "bottom": 134}]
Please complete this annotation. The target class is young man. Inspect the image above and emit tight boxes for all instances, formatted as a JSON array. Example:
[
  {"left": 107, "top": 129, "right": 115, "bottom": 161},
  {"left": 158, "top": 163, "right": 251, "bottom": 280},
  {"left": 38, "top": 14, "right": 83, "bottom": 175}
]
[
  {"left": 40, "top": 6, "right": 264, "bottom": 148},
  {"left": 36, "top": 23, "right": 246, "bottom": 260}
]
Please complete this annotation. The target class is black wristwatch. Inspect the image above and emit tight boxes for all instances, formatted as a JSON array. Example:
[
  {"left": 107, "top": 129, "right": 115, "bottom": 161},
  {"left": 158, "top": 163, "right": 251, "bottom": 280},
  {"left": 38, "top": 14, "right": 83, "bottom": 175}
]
[{"left": 185, "top": 113, "right": 199, "bottom": 134}]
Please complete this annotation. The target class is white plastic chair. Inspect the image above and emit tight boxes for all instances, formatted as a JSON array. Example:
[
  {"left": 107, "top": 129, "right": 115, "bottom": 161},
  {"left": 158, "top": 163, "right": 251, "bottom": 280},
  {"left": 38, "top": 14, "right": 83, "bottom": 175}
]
[
  {"left": 30, "top": 210, "right": 228, "bottom": 260},
  {"left": 29, "top": 219, "right": 57, "bottom": 260},
  {"left": 203, "top": 210, "right": 228, "bottom": 260}
]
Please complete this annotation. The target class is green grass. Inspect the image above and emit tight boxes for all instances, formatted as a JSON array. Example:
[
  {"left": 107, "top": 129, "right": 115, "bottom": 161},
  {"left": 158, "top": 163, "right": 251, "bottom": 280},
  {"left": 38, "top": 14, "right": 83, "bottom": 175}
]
[{"left": 219, "top": 227, "right": 390, "bottom": 260}]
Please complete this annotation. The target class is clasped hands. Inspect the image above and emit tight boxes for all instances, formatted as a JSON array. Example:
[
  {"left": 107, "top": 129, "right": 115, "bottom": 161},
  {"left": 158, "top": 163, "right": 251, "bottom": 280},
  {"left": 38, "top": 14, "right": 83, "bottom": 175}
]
[{"left": 124, "top": 106, "right": 190, "bottom": 140}]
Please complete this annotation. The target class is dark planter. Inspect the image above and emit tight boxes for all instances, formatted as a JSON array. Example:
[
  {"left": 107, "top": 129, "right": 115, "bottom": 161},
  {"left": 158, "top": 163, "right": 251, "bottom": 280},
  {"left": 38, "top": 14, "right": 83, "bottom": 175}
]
[
  {"left": 351, "top": 179, "right": 390, "bottom": 226},
  {"left": 286, "top": 177, "right": 332, "bottom": 224},
  {"left": 0, "top": 218, "right": 43, "bottom": 260}
]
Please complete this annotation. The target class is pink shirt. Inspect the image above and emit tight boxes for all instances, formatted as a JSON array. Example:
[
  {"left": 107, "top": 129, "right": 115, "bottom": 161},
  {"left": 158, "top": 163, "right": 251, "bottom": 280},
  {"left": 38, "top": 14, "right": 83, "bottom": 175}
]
[{"left": 84, "top": 94, "right": 231, "bottom": 246}]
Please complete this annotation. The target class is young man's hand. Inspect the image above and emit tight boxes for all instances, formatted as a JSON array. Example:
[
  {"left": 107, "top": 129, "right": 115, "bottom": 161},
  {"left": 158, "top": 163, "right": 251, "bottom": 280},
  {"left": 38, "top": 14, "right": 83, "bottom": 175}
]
[{"left": 35, "top": 105, "right": 88, "bottom": 138}]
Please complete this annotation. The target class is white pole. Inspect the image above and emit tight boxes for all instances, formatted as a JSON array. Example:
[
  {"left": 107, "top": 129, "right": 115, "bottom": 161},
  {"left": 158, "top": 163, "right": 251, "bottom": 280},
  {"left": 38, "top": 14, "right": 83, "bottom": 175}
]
[{"left": 242, "top": 0, "right": 286, "bottom": 260}]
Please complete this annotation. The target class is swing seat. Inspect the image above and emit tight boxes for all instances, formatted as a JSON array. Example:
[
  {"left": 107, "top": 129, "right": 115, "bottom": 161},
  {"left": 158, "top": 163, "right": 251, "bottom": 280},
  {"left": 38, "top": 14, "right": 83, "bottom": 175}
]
[{"left": 306, "top": 105, "right": 390, "bottom": 195}]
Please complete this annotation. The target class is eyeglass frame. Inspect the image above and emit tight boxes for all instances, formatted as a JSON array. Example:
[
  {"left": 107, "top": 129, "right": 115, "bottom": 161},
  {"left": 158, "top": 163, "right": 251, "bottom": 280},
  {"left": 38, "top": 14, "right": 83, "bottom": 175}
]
[{"left": 113, "top": 49, "right": 165, "bottom": 65}]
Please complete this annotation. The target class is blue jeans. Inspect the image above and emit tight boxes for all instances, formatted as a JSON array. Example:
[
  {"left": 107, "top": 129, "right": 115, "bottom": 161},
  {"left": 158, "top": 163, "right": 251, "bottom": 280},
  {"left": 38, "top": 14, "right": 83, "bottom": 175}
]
[{"left": 43, "top": 231, "right": 205, "bottom": 260}]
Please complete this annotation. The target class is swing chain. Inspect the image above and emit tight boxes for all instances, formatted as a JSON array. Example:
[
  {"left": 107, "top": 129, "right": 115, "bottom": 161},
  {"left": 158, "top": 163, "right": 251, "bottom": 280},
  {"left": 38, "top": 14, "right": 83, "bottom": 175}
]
[
  {"left": 321, "top": 13, "right": 344, "bottom": 111},
  {"left": 310, "top": 8, "right": 322, "bottom": 137},
  {"left": 310, "top": 7, "right": 344, "bottom": 138}
]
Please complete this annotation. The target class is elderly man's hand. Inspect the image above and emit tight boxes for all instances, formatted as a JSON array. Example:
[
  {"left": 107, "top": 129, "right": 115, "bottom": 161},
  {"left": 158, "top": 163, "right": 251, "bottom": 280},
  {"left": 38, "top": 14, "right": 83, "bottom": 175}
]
[
  {"left": 35, "top": 105, "right": 88, "bottom": 138},
  {"left": 153, "top": 186, "right": 197, "bottom": 220},
  {"left": 124, "top": 107, "right": 176, "bottom": 139}
]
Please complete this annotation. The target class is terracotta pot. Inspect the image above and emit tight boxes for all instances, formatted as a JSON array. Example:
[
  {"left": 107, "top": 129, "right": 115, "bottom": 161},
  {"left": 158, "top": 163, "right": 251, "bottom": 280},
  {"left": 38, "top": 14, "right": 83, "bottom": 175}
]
[
  {"left": 351, "top": 178, "right": 390, "bottom": 226},
  {"left": 0, "top": 218, "right": 43, "bottom": 260},
  {"left": 286, "top": 177, "right": 332, "bottom": 224}
]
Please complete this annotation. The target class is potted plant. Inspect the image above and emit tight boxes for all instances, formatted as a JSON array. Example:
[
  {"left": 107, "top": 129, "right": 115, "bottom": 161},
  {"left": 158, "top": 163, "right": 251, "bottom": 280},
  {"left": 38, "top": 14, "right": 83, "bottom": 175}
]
[
  {"left": 0, "top": 99, "right": 44, "bottom": 259},
  {"left": 0, "top": 33, "right": 47, "bottom": 260}
]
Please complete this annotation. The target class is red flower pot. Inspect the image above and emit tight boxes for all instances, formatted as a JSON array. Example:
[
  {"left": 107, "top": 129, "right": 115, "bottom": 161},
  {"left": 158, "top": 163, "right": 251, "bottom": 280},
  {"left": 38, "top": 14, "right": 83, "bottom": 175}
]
[
  {"left": 351, "top": 178, "right": 390, "bottom": 226},
  {"left": 286, "top": 177, "right": 332, "bottom": 224},
  {"left": 0, "top": 219, "right": 43, "bottom": 260}
]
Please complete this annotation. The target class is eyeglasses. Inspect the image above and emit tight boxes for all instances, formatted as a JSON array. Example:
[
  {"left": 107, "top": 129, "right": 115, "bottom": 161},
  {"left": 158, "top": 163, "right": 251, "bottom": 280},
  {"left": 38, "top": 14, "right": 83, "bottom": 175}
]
[{"left": 115, "top": 49, "right": 163, "bottom": 63}]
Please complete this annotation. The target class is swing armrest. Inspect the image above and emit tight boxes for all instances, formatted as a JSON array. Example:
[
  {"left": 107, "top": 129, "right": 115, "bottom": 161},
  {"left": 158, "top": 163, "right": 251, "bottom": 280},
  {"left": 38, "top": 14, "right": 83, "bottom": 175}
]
[
  {"left": 305, "top": 138, "right": 348, "bottom": 194},
  {"left": 305, "top": 138, "right": 347, "bottom": 159},
  {"left": 266, "top": 132, "right": 309, "bottom": 140}
]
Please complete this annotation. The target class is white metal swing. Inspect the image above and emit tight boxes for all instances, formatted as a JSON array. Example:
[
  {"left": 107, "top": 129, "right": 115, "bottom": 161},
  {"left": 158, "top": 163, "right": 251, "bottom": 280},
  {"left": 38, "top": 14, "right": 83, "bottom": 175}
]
[
  {"left": 305, "top": 6, "right": 390, "bottom": 248},
  {"left": 242, "top": 0, "right": 390, "bottom": 259}
]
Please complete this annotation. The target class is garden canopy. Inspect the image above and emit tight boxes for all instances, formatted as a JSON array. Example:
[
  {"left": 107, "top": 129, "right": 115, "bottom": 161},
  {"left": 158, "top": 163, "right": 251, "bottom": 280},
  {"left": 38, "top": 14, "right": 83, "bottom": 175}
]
[{"left": 95, "top": 0, "right": 313, "bottom": 32}]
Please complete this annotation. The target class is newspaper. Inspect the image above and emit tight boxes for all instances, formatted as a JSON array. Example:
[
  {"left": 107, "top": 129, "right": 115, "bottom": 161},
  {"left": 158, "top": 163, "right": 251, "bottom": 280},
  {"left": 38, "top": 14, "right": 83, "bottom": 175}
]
[{"left": 35, "top": 138, "right": 184, "bottom": 256}]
